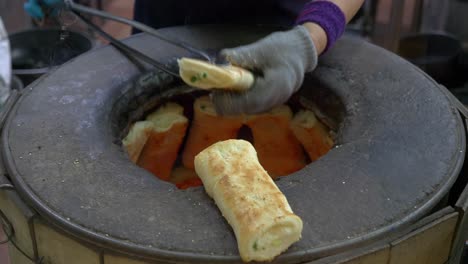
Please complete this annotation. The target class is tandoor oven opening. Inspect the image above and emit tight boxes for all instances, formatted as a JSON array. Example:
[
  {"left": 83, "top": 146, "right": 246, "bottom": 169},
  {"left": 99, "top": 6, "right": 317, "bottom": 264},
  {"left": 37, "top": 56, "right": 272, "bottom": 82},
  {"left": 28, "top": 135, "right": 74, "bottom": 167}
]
[{"left": 113, "top": 71, "right": 344, "bottom": 189}]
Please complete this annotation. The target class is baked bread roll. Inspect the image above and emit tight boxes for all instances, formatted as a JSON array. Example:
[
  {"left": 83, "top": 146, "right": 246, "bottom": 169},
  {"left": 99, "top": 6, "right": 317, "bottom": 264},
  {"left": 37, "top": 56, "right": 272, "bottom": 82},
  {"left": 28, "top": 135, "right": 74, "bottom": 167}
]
[
  {"left": 245, "top": 105, "right": 306, "bottom": 178},
  {"left": 290, "top": 110, "right": 334, "bottom": 161},
  {"left": 182, "top": 96, "right": 244, "bottom": 169},
  {"left": 122, "top": 121, "right": 155, "bottom": 163},
  {"left": 123, "top": 103, "right": 185, "bottom": 163},
  {"left": 137, "top": 103, "right": 188, "bottom": 181},
  {"left": 178, "top": 58, "right": 254, "bottom": 91},
  {"left": 194, "top": 139, "right": 303, "bottom": 262}
]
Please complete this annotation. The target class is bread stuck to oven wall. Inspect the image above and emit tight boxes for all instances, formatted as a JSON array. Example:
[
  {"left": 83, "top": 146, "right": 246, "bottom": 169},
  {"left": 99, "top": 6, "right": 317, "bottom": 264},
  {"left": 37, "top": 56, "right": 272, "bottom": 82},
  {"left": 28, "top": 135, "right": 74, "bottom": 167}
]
[
  {"left": 136, "top": 103, "right": 189, "bottom": 181},
  {"left": 194, "top": 139, "right": 303, "bottom": 262},
  {"left": 123, "top": 103, "right": 187, "bottom": 165},
  {"left": 182, "top": 96, "right": 244, "bottom": 169},
  {"left": 290, "top": 110, "right": 334, "bottom": 161},
  {"left": 122, "top": 121, "right": 155, "bottom": 163},
  {"left": 245, "top": 105, "right": 307, "bottom": 178}
]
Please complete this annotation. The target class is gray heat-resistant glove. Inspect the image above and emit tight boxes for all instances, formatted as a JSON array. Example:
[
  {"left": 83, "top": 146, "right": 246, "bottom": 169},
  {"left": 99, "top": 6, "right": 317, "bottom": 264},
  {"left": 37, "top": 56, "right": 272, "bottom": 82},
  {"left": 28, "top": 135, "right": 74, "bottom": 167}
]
[{"left": 212, "top": 25, "right": 318, "bottom": 115}]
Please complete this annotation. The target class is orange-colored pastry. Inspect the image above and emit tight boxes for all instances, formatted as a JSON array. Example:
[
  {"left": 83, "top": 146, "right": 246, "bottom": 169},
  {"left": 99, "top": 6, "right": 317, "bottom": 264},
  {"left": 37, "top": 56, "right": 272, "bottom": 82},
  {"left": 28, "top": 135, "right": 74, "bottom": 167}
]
[
  {"left": 182, "top": 96, "right": 244, "bottom": 169},
  {"left": 123, "top": 103, "right": 186, "bottom": 164},
  {"left": 170, "top": 166, "right": 203, "bottom": 189},
  {"left": 290, "top": 110, "right": 334, "bottom": 161},
  {"left": 245, "top": 105, "right": 306, "bottom": 178},
  {"left": 122, "top": 121, "right": 155, "bottom": 163},
  {"left": 137, "top": 103, "right": 188, "bottom": 181}
]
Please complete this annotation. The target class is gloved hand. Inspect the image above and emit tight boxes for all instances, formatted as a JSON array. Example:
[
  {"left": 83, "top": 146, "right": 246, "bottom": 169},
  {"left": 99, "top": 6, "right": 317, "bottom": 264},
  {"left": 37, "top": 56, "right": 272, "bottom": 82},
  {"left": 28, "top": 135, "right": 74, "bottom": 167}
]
[
  {"left": 24, "top": 0, "right": 64, "bottom": 20},
  {"left": 211, "top": 25, "right": 318, "bottom": 115}
]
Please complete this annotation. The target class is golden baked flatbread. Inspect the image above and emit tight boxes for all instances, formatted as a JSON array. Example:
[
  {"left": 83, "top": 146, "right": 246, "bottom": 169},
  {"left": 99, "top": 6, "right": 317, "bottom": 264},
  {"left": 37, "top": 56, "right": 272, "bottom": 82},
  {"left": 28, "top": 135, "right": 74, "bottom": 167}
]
[
  {"left": 194, "top": 139, "right": 303, "bottom": 262},
  {"left": 178, "top": 57, "right": 254, "bottom": 91}
]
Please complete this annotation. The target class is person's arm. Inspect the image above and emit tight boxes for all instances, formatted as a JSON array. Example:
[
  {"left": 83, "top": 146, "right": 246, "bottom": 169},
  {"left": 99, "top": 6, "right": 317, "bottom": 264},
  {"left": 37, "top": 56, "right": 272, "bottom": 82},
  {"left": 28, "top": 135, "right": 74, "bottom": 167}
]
[
  {"left": 302, "top": 0, "right": 366, "bottom": 55},
  {"left": 329, "top": 0, "right": 367, "bottom": 22},
  {"left": 212, "top": 0, "right": 366, "bottom": 115}
]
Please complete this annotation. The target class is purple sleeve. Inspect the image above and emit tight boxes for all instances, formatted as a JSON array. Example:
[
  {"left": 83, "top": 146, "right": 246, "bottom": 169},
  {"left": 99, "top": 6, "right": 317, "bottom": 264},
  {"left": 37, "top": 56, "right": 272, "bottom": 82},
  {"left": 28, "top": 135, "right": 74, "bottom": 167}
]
[{"left": 295, "top": 1, "right": 346, "bottom": 53}]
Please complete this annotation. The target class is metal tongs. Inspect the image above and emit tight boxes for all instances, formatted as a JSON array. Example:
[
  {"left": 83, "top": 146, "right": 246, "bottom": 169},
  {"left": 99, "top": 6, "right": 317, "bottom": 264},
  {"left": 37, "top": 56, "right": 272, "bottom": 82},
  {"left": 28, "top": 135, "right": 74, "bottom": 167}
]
[{"left": 62, "top": 0, "right": 220, "bottom": 77}]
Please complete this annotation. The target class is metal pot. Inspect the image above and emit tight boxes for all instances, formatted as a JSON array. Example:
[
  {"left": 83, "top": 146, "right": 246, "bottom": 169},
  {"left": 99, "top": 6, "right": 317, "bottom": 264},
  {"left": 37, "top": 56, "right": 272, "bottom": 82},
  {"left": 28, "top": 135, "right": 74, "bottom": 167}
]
[
  {"left": 9, "top": 28, "right": 93, "bottom": 86},
  {"left": 398, "top": 32, "right": 464, "bottom": 88}
]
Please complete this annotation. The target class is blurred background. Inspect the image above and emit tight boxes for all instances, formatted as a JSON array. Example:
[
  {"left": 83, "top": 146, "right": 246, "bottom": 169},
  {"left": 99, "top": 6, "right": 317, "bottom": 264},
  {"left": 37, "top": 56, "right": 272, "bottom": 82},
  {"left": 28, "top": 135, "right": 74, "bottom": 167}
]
[
  {"left": 0, "top": 0, "right": 134, "bottom": 41},
  {"left": 2, "top": 0, "right": 468, "bottom": 91},
  {"left": 2, "top": 0, "right": 468, "bottom": 50},
  {"left": 2, "top": 0, "right": 468, "bottom": 88}
]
